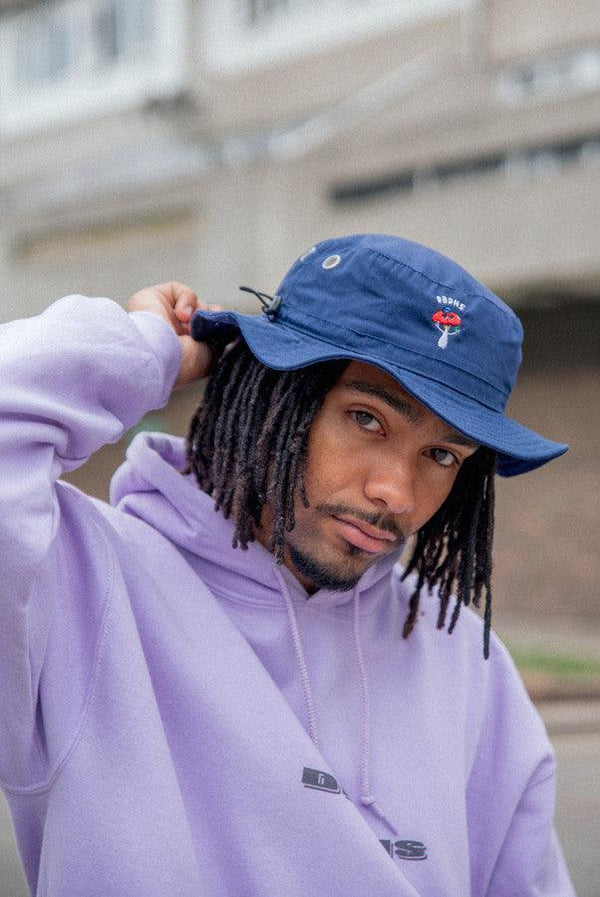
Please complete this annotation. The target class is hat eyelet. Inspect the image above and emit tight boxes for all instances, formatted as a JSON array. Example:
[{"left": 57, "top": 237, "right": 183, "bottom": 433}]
[
  {"left": 321, "top": 255, "right": 342, "bottom": 271},
  {"left": 322, "top": 254, "right": 341, "bottom": 270}
]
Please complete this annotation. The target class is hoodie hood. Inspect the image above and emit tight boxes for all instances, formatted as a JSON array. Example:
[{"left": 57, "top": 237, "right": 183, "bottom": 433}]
[{"left": 110, "top": 432, "right": 403, "bottom": 610}]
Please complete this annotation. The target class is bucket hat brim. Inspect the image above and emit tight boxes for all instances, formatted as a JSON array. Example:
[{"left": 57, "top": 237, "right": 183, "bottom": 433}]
[{"left": 191, "top": 308, "right": 568, "bottom": 477}]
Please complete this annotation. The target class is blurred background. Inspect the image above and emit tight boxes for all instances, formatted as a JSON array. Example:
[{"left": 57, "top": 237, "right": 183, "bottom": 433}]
[{"left": 0, "top": 0, "right": 598, "bottom": 894}]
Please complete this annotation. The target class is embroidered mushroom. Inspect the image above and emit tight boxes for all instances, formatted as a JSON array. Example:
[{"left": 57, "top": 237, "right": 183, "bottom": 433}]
[{"left": 432, "top": 309, "right": 461, "bottom": 349}]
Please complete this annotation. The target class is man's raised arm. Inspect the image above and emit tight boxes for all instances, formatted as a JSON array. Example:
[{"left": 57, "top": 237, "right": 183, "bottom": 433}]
[{"left": 0, "top": 284, "right": 214, "bottom": 787}]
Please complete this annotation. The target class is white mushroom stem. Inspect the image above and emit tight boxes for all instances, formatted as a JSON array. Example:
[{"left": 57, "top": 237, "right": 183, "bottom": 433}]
[{"left": 436, "top": 324, "right": 450, "bottom": 349}]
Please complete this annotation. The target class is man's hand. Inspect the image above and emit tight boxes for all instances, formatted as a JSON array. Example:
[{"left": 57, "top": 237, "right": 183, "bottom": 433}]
[{"left": 127, "top": 282, "right": 223, "bottom": 388}]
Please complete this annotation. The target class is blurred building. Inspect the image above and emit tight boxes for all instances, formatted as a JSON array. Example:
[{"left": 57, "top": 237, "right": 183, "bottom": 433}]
[{"left": 0, "top": 0, "right": 598, "bottom": 623}]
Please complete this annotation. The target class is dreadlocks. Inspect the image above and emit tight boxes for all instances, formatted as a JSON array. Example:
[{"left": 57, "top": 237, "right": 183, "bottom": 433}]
[
  {"left": 401, "top": 445, "right": 496, "bottom": 658},
  {"left": 186, "top": 342, "right": 497, "bottom": 657},
  {"left": 186, "top": 340, "right": 346, "bottom": 556}
]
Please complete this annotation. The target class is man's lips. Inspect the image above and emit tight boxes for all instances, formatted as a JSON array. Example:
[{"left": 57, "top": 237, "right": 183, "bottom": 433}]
[{"left": 331, "top": 515, "right": 398, "bottom": 554}]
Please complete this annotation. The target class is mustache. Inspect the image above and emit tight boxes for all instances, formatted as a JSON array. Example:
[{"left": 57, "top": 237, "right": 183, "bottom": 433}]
[{"left": 316, "top": 503, "right": 407, "bottom": 543}]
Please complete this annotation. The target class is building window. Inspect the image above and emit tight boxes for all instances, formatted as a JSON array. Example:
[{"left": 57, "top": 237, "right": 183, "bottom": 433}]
[
  {"left": 0, "top": 0, "right": 185, "bottom": 136},
  {"left": 93, "top": 0, "right": 155, "bottom": 68},
  {"left": 245, "top": 0, "right": 290, "bottom": 25},
  {"left": 497, "top": 45, "right": 600, "bottom": 103},
  {"left": 329, "top": 134, "right": 600, "bottom": 205},
  {"left": 13, "top": 7, "right": 74, "bottom": 87},
  {"left": 9, "top": 0, "right": 154, "bottom": 89}
]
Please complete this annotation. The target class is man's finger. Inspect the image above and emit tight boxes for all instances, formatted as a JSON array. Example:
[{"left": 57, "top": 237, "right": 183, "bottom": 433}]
[{"left": 172, "top": 286, "right": 199, "bottom": 322}]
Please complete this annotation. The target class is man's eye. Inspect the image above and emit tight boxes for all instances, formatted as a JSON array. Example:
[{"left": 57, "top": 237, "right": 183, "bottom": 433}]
[
  {"left": 430, "top": 448, "right": 457, "bottom": 467},
  {"left": 351, "top": 411, "right": 383, "bottom": 433}
]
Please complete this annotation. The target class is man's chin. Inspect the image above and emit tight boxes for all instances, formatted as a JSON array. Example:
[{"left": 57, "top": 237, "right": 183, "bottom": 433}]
[{"left": 286, "top": 542, "right": 375, "bottom": 592}]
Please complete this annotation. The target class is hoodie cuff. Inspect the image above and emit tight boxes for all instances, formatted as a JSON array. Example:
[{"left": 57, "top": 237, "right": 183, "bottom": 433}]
[{"left": 128, "top": 311, "right": 182, "bottom": 404}]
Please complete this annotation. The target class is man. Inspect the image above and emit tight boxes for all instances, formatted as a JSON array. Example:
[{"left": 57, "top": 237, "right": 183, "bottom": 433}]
[{"left": 0, "top": 234, "right": 574, "bottom": 895}]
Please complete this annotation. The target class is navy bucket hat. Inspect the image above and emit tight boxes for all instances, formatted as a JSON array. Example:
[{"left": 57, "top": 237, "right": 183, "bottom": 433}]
[{"left": 191, "top": 234, "right": 568, "bottom": 476}]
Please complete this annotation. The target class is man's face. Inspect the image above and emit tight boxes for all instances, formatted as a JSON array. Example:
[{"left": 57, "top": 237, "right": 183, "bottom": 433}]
[{"left": 259, "top": 361, "right": 478, "bottom": 592}]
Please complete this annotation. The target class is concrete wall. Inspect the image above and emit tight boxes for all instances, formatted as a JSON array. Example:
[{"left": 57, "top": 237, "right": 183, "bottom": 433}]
[
  {"left": 195, "top": 9, "right": 465, "bottom": 133},
  {"left": 488, "top": 0, "right": 600, "bottom": 62}
]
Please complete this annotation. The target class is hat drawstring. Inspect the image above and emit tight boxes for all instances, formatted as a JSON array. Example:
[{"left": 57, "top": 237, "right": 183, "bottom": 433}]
[{"left": 238, "top": 286, "right": 281, "bottom": 319}]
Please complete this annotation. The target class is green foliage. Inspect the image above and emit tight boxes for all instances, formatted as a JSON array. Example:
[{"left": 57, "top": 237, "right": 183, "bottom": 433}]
[{"left": 509, "top": 648, "right": 600, "bottom": 677}]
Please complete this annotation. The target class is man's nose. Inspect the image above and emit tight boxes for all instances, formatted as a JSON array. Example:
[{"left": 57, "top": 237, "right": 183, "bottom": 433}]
[{"left": 363, "top": 458, "right": 416, "bottom": 516}]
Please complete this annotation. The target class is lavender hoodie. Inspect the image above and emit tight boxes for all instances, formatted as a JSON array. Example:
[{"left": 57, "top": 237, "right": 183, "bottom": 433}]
[{"left": 0, "top": 295, "right": 575, "bottom": 896}]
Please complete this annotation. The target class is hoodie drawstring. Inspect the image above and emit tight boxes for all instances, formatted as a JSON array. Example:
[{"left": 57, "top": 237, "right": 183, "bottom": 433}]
[
  {"left": 352, "top": 587, "right": 398, "bottom": 836},
  {"left": 273, "top": 563, "right": 397, "bottom": 836},
  {"left": 274, "top": 565, "right": 320, "bottom": 750}
]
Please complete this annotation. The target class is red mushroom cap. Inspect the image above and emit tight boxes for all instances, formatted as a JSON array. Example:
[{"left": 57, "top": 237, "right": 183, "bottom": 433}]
[{"left": 432, "top": 309, "right": 461, "bottom": 327}]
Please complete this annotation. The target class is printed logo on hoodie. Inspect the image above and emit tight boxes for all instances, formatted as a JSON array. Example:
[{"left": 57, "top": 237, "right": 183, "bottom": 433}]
[
  {"left": 380, "top": 840, "right": 428, "bottom": 861},
  {"left": 302, "top": 766, "right": 350, "bottom": 798},
  {"left": 302, "top": 769, "right": 428, "bottom": 863}
]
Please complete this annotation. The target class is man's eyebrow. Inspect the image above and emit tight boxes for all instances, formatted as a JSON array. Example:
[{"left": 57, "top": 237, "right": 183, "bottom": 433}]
[
  {"left": 341, "top": 380, "right": 423, "bottom": 423},
  {"left": 439, "top": 429, "right": 480, "bottom": 449},
  {"left": 341, "top": 379, "right": 480, "bottom": 449}
]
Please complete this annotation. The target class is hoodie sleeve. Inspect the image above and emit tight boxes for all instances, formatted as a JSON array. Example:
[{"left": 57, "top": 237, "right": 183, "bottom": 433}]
[
  {"left": 485, "top": 764, "right": 576, "bottom": 896},
  {"left": 0, "top": 295, "right": 181, "bottom": 786},
  {"left": 465, "top": 632, "right": 576, "bottom": 896}
]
